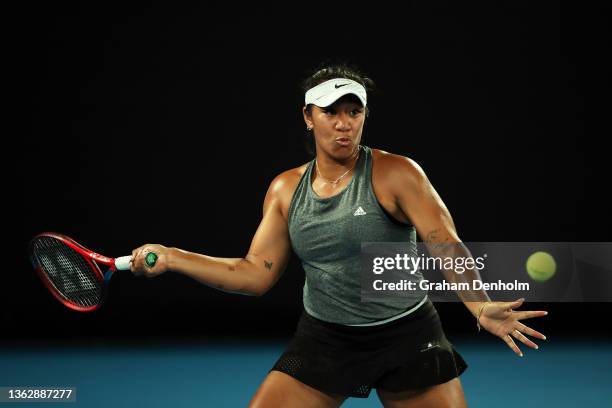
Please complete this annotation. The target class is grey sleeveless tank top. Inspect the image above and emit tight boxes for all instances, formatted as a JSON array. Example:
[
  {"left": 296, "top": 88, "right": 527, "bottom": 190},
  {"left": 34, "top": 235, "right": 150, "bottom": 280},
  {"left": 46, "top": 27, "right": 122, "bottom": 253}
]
[{"left": 288, "top": 145, "right": 426, "bottom": 325}]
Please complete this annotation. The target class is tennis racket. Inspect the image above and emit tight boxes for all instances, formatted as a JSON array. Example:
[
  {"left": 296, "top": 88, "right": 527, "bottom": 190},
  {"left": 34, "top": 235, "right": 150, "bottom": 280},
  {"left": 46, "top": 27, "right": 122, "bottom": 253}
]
[{"left": 28, "top": 232, "right": 158, "bottom": 312}]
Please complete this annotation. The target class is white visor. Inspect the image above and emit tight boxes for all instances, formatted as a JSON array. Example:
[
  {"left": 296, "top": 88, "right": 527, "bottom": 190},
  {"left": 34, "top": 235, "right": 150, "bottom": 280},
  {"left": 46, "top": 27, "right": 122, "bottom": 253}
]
[{"left": 304, "top": 78, "right": 367, "bottom": 108}]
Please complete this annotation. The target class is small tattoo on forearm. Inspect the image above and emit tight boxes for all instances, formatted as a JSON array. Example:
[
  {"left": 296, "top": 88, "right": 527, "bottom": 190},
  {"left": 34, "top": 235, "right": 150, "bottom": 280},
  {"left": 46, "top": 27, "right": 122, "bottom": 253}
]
[
  {"left": 424, "top": 229, "right": 451, "bottom": 252},
  {"left": 424, "top": 229, "right": 441, "bottom": 244},
  {"left": 264, "top": 260, "right": 273, "bottom": 270},
  {"left": 228, "top": 265, "right": 235, "bottom": 271}
]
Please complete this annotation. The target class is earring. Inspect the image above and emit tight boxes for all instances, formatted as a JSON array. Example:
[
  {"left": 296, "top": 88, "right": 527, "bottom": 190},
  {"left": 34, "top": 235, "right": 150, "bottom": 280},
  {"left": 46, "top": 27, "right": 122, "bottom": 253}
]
[{"left": 306, "top": 126, "right": 313, "bottom": 131}]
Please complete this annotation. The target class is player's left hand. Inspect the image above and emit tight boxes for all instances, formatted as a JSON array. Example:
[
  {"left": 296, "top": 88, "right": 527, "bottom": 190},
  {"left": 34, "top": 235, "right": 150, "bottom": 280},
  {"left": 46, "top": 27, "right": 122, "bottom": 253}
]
[{"left": 477, "top": 298, "right": 548, "bottom": 357}]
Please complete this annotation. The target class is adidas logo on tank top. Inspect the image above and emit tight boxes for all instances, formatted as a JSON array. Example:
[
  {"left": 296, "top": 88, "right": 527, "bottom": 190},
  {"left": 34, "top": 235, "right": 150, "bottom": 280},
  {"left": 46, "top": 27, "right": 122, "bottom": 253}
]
[{"left": 353, "top": 206, "right": 367, "bottom": 216}]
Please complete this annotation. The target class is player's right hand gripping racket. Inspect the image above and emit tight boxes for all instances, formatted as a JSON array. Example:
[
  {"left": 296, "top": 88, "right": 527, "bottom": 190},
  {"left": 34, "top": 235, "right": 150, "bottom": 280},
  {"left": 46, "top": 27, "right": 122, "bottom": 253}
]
[{"left": 28, "top": 232, "right": 158, "bottom": 312}]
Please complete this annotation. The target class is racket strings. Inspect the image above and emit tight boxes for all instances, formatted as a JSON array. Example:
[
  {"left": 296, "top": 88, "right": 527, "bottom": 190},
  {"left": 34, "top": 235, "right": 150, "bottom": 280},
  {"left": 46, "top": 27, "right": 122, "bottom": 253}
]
[{"left": 31, "top": 236, "right": 103, "bottom": 307}]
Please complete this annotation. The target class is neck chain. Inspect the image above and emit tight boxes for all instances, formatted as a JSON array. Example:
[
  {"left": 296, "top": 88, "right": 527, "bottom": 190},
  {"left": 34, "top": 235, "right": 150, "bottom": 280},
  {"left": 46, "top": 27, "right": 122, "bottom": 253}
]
[{"left": 315, "top": 150, "right": 360, "bottom": 188}]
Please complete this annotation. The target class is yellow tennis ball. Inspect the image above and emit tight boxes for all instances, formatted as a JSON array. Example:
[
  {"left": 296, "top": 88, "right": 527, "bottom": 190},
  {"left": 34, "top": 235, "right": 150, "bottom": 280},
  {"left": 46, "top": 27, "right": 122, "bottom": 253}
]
[{"left": 526, "top": 251, "right": 556, "bottom": 282}]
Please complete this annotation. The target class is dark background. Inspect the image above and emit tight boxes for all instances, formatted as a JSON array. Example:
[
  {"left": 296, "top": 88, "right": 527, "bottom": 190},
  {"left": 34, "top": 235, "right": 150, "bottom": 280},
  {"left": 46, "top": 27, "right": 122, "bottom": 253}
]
[{"left": 7, "top": 2, "right": 611, "bottom": 343}]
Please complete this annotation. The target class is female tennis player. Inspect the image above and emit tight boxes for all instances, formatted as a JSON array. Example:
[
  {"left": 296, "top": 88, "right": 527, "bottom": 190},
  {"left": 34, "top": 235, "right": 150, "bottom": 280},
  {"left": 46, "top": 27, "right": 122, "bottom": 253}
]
[{"left": 130, "top": 64, "right": 548, "bottom": 407}]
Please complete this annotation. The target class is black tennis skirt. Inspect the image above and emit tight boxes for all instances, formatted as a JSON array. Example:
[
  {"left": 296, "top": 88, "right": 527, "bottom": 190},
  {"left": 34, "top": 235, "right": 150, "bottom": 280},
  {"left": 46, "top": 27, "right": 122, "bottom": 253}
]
[{"left": 271, "top": 298, "right": 468, "bottom": 398}]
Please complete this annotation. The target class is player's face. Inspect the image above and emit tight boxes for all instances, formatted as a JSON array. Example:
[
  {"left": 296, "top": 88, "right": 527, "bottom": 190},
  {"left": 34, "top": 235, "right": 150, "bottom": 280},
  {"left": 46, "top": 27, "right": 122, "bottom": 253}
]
[{"left": 303, "top": 95, "right": 366, "bottom": 160}]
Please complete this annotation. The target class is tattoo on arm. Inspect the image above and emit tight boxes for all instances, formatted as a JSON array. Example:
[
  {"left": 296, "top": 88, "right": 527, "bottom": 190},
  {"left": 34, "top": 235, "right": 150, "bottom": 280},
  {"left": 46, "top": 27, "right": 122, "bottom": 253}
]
[
  {"left": 424, "top": 228, "right": 440, "bottom": 243},
  {"left": 424, "top": 229, "right": 451, "bottom": 252},
  {"left": 245, "top": 253, "right": 273, "bottom": 270}
]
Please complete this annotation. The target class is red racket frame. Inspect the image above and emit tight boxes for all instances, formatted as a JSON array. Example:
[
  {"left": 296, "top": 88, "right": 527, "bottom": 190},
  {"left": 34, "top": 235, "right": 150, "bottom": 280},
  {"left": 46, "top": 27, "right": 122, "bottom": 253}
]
[{"left": 30, "top": 232, "right": 120, "bottom": 312}]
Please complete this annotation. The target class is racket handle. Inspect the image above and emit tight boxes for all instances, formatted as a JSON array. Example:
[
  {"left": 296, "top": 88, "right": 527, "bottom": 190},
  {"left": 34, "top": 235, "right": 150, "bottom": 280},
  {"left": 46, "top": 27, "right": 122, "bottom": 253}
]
[
  {"left": 115, "top": 253, "right": 158, "bottom": 271},
  {"left": 115, "top": 256, "right": 132, "bottom": 271}
]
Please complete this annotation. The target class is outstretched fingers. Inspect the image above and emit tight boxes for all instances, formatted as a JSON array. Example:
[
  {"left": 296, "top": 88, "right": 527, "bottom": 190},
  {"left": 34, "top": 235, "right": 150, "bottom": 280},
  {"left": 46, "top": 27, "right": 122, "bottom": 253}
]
[
  {"left": 515, "top": 310, "right": 548, "bottom": 321},
  {"left": 515, "top": 322, "right": 547, "bottom": 341},
  {"left": 502, "top": 333, "right": 523, "bottom": 357},
  {"left": 511, "top": 329, "right": 539, "bottom": 350}
]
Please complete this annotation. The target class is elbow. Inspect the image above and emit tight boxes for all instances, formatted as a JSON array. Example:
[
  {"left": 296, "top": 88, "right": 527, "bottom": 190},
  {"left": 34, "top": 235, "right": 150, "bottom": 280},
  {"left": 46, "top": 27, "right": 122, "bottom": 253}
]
[
  {"left": 216, "top": 282, "right": 267, "bottom": 297},
  {"left": 238, "top": 258, "right": 275, "bottom": 297},
  {"left": 249, "top": 281, "right": 271, "bottom": 297},
  {"left": 233, "top": 272, "right": 270, "bottom": 297}
]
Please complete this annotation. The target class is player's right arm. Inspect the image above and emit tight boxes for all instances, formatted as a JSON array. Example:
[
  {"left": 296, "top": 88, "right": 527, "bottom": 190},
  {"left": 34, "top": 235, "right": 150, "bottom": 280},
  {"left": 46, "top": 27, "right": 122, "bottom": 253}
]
[{"left": 130, "top": 173, "right": 295, "bottom": 296}]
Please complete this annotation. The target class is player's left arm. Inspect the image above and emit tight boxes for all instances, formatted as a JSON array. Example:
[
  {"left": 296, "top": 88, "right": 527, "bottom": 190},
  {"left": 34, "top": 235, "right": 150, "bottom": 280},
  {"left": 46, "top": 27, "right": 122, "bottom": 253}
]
[
  {"left": 381, "top": 153, "right": 489, "bottom": 317},
  {"left": 384, "top": 153, "right": 547, "bottom": 356}
]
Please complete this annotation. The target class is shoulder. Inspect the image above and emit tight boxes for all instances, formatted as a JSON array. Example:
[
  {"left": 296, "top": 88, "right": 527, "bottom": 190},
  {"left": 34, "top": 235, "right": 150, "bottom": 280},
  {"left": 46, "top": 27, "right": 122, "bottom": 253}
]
[
  {"left": 370, "top": 148, "right": 428, "bottom": 189},
  {"left": 268, "top": 162, "right": 309, "bottom": 196},
  {"left": 264, "top": 162, "right": 310, "bottom": 219}
]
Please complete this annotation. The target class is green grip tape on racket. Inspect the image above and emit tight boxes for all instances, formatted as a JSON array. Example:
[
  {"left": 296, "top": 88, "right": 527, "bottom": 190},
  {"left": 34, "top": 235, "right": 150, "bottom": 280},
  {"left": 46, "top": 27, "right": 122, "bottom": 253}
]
[{"left": 145, "top": 252, "right": 158, "bottom": 268}]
